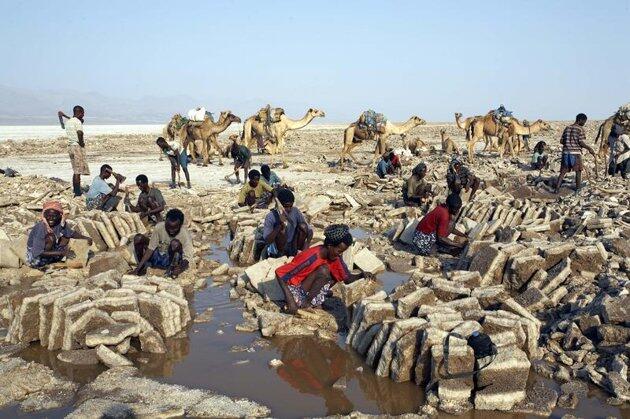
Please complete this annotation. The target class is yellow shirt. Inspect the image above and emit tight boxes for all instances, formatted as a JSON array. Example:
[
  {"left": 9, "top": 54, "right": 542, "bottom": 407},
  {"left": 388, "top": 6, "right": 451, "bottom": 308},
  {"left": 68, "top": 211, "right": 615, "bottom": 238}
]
[{"left": 238, "top": 181, "right": 273, "bottom": 205}]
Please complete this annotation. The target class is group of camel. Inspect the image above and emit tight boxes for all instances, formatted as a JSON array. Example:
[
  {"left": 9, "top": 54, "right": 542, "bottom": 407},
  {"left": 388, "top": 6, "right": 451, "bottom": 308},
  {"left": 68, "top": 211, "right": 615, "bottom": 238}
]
[
  {"left": 163, "top": 108, "right": 325, "bottom": 167},
  {"left": 163, "top": 106, "right": 623, "bottom": 175}
]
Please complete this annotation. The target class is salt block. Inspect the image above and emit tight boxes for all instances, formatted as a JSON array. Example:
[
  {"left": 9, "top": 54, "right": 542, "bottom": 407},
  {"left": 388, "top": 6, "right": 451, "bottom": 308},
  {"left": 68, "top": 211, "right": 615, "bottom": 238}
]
[
  {"left": 431, "top": 343, "right": 475, "bottom": 407},
  {"left": 468, "top": 245, "right": 507, "bottom": 286},
  {"left": 366, "top": 322, "right": 393, "bottom": 367},
  {"left": 0, "top": 241, "right": 20, "bottom": 268},
  {"left": 398, "top": 219, "right": 419, "bottom": 245},
  {"left": 96, "top": 344, "right": 133, "bottom": 368},
  {"left": 305, "top": 195, "right": 332, "bottom": 217},
  {"left": 139, "top": 330, "right": 167, "bottom": 353},
  {"left": 87, "top": 252, "right": 131, "bottom": 277},
  {"left": 475, "top": 345, "right": 530, "bottom": 410},
  {"left": 353, "top": 248, "right": 385, "bottom": 275},
  {"left": 396, "top": 288, "right": 436, "bottom": 318},
  {"left": 66, "top": 239, "right": 91, "bottom": 269},
  {"left": 376, "top": 317, "right": 426, "bottom": 377},
  {"left": 391, "top": 327, "right": 426, "bottom": 383}
]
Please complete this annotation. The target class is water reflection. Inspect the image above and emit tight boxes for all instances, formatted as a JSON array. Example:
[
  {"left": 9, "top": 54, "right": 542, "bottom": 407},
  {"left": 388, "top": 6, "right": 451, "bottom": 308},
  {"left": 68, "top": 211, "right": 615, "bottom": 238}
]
[
  {"left": 271, "top": 336, "right": 422, "bottom": 416},
  {"left": 274, "top": 336, "right": 354, "bottom": 415}
]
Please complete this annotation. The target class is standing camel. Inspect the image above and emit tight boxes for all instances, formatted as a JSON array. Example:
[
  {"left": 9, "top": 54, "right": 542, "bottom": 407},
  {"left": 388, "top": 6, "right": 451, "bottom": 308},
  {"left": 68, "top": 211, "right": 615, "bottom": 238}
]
[
  {"left": 179, "top": 112, "right": 242, "bottom": 166},
  {"left": 242, "top": 108, "right": 325, "bottom": 167},
  {"left": 466, "top": 114, "right": 513, "bottom": 162},
  {"left": 501, "top": 119, "right": 551, "bottom": 157},
  {"left": 340, "top": 116, "right": 426, "bottom": 169}
]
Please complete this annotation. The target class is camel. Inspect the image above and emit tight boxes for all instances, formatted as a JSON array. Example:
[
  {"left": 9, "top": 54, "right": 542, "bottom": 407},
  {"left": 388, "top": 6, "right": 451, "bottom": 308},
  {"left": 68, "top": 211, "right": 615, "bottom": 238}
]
[
  {"left": 467, "top": 113, "right": 513, "bottom": 162},
  {"left": 164, "top": 112, "right": 228, "bottom": 160},
  {"left": 455, "top": 112, "right": 500, "bottom": 151},
  {"left": 402, "top": 134, "right": 427, "bottom": 156},
  {"left": 454, "top": 112, "right": 482, "bottom": 133},
  {"left": 242, "top": 108, "right": 325, "bottom": 167},
  {"left": 178, "top": 112, "right": 241, "bottom": 166},
  {"left": 340, "top": 116, "right": 426, "bottom": 169},
  {"left": 501, "top": 119, "right": 551, "bottom": 157},
  {"left": 439, "top": 129, "right": 459, "bottom": 154}
]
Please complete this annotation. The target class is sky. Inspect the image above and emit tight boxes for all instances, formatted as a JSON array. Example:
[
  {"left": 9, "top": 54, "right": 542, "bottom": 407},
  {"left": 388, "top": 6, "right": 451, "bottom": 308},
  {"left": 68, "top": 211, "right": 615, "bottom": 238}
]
[{"left": 1, "top": 0, "right": 629, "bottom": 122}]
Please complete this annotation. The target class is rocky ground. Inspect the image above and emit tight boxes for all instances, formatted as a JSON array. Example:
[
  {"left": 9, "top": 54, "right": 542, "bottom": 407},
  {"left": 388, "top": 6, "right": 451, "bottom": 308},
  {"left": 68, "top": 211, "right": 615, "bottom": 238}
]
[{"left": 0, "top": 121, "right": 628, "bottom": 418}]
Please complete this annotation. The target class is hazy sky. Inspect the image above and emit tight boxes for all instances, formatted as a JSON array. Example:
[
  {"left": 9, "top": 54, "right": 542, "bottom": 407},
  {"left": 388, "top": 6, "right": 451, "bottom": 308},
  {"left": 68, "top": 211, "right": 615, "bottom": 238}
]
[{"left": 2, "top": 0, "right": 629, "bottom": 122}]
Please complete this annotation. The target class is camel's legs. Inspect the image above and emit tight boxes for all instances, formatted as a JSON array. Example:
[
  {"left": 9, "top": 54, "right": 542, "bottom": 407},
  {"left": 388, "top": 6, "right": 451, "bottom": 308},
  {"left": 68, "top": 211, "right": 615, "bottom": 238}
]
[{"left": 210, "top": 135, "right": 223, "bottom": 165}]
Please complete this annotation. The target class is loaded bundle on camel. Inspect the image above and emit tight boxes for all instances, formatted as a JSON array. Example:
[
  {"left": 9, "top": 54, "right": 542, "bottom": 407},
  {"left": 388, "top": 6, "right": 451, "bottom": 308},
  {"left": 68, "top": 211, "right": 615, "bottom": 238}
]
[
  {"left": 594, "top": 102, "right": 630, "bottom": 176},
  {"left": 163, "top": 110, "right": 241, "bottom": 166},
  {"left": 340, "top": 110, "right": 426, "bottom": 170},
  {"left": 242, "top": 106, "right": 325, "bottom": 167}
]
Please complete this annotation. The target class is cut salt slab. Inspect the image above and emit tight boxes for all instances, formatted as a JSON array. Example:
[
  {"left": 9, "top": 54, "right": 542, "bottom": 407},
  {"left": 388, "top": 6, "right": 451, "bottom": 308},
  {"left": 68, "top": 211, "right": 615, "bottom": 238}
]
[
  {"left": 475, "top": 345, "right": 530, "bottom": 411},
  {"left": 244, "top": 257, "right": 289, "bottom": 301},
  {"left": 96, "top": 344, "right": 133, "bottom": 368},
  {"left": 398, "top": 219, "right": 419, "bottom": 245},
  {"left": 353, "top": 248, "right": 385, "bottom": 275}
]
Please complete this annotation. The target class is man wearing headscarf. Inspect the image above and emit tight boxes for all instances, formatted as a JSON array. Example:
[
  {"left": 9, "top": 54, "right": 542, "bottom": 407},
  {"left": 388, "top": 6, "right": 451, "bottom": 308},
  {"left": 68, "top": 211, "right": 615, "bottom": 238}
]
[
  {"left": 412, "top": 194, "right": 467, "bottom": 256},
  {"left": 446, "top": 158, "right": 480, "bottom": 201},
  {"left": 403, "top": 162, "right": 433, "bottom": 207},
  {"left": 260, "top": 188, "right": 312, "bottom": 259},
  {"left": 275, "top": 224, "right": 369, "bottom": 314},
  {"left": 26, "top": 201, "right": 92, "bottom": 268}
]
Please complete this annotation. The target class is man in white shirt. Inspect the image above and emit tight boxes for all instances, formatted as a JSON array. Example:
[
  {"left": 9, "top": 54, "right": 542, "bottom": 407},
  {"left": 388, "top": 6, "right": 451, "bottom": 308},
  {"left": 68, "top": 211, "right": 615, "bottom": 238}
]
[
  {"left": 58, "top": 106, "right": 89, "bottom": 196},
  {"left": 86, "top": 164, "right": 123, "bottom": 211}
]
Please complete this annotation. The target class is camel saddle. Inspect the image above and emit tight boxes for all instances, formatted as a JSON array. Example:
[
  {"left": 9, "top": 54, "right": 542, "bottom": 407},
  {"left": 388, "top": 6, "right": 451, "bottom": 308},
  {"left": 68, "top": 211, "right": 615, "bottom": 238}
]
[
  {"left": 357, "top": 110, "right": 387, "bottom": 134},
  {"left": 256, "top": 106, "right": 284, "bottom": 125}
]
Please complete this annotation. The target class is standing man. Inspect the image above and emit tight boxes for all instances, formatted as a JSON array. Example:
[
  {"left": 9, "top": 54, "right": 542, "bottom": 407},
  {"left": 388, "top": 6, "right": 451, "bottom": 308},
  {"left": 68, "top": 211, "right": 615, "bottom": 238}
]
[
  {"left": 58, "top": 106, "right": 89, "bottom": 197},
  {"left": 226, "top": 135, "right": 252, "bottom": 184},
  {"left": 555, "top": 113, "right": 596, "bottom": 194}
]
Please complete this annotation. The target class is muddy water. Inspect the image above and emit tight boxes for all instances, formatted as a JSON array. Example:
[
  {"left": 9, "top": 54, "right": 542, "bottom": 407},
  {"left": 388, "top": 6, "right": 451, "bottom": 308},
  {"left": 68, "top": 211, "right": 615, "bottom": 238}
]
[{"left": 6, "top": 237, "right": 630, "bottom": 418}]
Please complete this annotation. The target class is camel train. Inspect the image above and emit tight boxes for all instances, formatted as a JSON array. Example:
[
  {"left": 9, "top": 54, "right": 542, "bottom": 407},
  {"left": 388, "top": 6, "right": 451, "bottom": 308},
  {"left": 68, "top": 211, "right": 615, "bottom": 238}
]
[
  {"left": 164, "top": 106, "right": 325, "bottom": 168},
  {"left": 164, "top": 104, "right": 630, "bottom": 172}
]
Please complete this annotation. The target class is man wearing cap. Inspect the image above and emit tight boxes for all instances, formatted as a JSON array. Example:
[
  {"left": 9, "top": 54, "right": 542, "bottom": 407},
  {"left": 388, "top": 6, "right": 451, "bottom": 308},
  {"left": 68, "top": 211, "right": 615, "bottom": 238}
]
[{"left": 26, "top": 201, "right": 92, "bottom": 268}]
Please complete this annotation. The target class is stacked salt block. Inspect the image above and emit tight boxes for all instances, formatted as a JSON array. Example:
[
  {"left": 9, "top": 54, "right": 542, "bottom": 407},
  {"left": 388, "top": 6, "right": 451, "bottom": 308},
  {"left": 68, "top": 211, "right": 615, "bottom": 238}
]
[
  {"left": 5, "top": 270, "right": 191, "bottom": 366},
  {"left": 345, "top": 273, "right": 540, "bottom": 414},
  {"left": 467, "top": 240, "right": 609, "bottom": 313},
  {"left": 73, "top": 210, "right": 146, "bottom": 251}
]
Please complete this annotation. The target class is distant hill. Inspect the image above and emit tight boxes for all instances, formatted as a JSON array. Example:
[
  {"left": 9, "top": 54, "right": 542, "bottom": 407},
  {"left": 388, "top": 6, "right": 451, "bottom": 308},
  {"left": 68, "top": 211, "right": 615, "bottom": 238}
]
[{"left": 0, "top": 85, "right": 197, "bottom": 125}]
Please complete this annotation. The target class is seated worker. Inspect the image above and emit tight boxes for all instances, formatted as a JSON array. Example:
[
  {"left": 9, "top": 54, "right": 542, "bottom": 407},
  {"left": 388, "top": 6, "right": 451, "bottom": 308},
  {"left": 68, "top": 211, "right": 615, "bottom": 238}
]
[
  {"left": 260, "top": 164, "right": 282, "bottom": 188},
  {"left": 412, "top": 194, "right": 467, "bottom": 257},
  {"left": 124, "top": 174, "right": 166, "bottom": 225},
  {"left": 85, "top": 164, "right": 124, "bottom": 211},
  {"left": 238, "top": 169, "right": 274, "bottom": 208},
  {"left": 131, "top": 208, "right": 193, "bottom": 278},
  {"left": 260, "top": 188, "right": 313, "bottom": 259},
  {"left": 403, "top": 162, "right": 433, "bottom": 206},
  {"left": 387, "top": 150, "right": 401, "bottom": 175},
  {"left": 531, "top": 141, "right": 549, "bottom": 170},
  {"left": 225, "top": 135, "right": 252, "bottom": 184},
  {"left": 446, "top": 158, "right": 480, "bottom": 201},
  {"left": 26, "top": 201, "right": 92, "bottom": 268},
  {"left": 275, "top": 224, "right": 369, "bottom": 314},
  {"left": 375, "top": 153, "right": 393, "bottom": 179},
  {"left": 156, "top": 137, "right": 191, "bottom": 189}
]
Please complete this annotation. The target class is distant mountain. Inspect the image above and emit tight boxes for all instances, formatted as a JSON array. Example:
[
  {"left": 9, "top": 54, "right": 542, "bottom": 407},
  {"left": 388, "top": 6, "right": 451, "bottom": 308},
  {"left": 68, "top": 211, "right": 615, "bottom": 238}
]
[{"left": 0, "top": 85, "right": 197, "bottom": 125}]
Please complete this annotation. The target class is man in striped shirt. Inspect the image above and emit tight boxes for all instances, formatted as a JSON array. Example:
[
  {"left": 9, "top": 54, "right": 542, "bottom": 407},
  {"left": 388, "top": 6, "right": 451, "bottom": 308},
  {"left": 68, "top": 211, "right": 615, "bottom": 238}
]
[{"left": 555, "top": 113, "right": 596, "bottom": 194}]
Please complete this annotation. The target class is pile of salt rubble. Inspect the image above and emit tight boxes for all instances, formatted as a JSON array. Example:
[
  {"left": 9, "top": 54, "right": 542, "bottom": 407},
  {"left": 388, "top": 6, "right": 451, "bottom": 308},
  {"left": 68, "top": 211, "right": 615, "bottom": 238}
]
[{"left": 2, "top": 269, "right": 191, "bottom": 367}]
